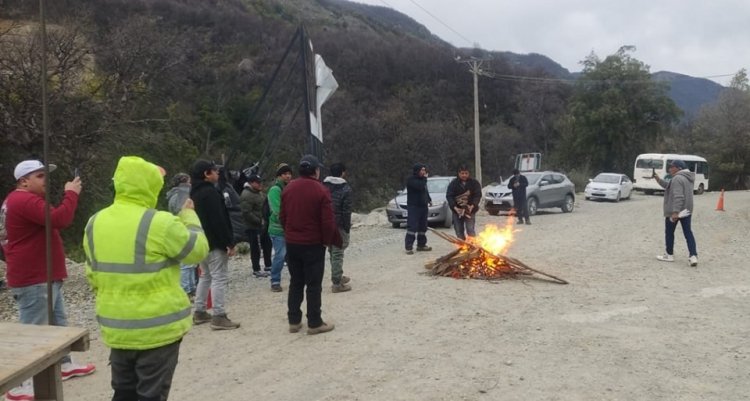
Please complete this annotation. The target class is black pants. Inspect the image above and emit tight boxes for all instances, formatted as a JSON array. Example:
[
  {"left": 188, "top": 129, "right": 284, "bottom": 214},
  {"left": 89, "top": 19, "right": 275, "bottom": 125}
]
[
  {"left": 110, "top": 339, "right": 181, "bottom": 401},
  {"left": 286, "top": 243, "right": 326, "bottom": 328},
  {"left": 246, "top": 228, "right": 272, "bottom": 271},
  {"left": 513, "top": 195, "right": 529, "bottom": 222},
  {"left": 404, "top": 205, "right": 428, "bottom": 250}
]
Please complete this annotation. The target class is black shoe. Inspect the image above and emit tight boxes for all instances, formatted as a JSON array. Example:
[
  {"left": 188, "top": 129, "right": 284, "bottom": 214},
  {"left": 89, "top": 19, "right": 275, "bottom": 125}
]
[
  {"left": 525, "top": 221, "right": 531, "bottom": 225},
  {"left": 263, "top": 266, "right": 272, "bottom": 272},
  {"left": 405, "top": 249, "right": 414, "bottom": 255},
  {"left": 416, "top": 246, "right": 432, "bottom": 252}
]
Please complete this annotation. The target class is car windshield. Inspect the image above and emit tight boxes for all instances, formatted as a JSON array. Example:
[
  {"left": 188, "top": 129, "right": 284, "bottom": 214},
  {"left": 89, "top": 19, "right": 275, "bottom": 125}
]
[
  {"left": 593, "top": 174, "right": 620, "bottom": 184},
  {"left": 636, "top": 159, "right": 663, "bottom": 169},
  {"left": 426, "top": 178, "right": 451, "bottom": 193}
]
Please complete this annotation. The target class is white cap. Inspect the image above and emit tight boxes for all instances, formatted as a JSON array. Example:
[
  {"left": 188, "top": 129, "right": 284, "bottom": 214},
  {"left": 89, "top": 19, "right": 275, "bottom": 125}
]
[{"left": 13, "top": 160, "right": 57, "bottom": 180}]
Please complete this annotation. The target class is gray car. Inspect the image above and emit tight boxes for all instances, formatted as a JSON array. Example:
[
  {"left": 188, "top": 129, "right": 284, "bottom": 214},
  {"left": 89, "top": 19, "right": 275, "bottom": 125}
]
[
  {"left": 386, "top": 176, "right": 454, "bottom": 228},
  {"left": 484, "top": 171, "right": 575, "bottom": 216}
]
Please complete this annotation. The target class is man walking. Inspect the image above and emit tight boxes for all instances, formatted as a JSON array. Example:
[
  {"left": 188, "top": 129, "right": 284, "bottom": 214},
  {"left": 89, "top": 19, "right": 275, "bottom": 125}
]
[
  {"left": 508, "top": 169, "right": 530, "bottom": 225},
  {"left": 281, "top": 155, "right": 342, "bottom": 335},
  {"left": 84, "top": 156, "right": 208, "bottom": 401},
  {"left": 239, "top": 174, "right": 270, "bottom": 278},
  {"left": 2, "top": 160, "right": 95, "bottom": 401},
  {"left": 405, "top": 163, "right": 432, "bottom": 254},
  {"left": 323, "top": 162, "right": 353, "bottom": 293},
  {"left": 446, "top": 165, "right": 482, "bottom": 240},
  {"left": 190, "top": 159, "right": 240, "bottom": 330},
  {"left": 654, "top": 159, "right": 698, "bottom": 266},
  {"left": 268, "top": 163, "right": 293, "bottom": 292}
]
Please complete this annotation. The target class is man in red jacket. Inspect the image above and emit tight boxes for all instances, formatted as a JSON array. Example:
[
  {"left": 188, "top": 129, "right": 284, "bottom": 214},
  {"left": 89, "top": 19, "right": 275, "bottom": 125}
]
[
  {"left": 280, "top": 155, "right": 342, "bottom": 335},
  {"left": 1, "top": 160, "right": 95, "bottom": 401}
]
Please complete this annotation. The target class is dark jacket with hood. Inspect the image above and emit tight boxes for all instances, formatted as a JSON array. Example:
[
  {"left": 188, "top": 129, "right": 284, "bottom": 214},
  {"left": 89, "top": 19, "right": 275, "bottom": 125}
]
[
  {"left": 406, "top": 163, "right": 431, "bottom": 207},
  {"left": 323, "top": 176, "right": 353, "bottom": 232},
  {"left": 191, "top": 180, "right": 235, "bottom": 251},
  {"left": 446, "top": 176, "right": 482, "bottom": 215}
]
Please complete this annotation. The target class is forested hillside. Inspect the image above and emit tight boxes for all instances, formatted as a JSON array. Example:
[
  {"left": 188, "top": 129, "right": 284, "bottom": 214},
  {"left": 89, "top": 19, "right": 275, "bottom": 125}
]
[{"left": 1, "top": 0, "right": 749, "bottom": 253}]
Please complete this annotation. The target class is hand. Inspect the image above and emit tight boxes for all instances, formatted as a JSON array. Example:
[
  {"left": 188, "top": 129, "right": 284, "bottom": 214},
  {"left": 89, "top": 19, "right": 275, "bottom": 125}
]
[
  {"left": 670, "top": 212, "right": 679, "bottom": 222},
  {"left": 227, "top": 246, "right": 236, "bottom": 257},
  {"left": 64, "top": 176, "right": 82, "bottom": 194},
  {"left": 467, "top": 204, "right": 474, "bottom": 213},
  {"left": 652, "top": 172, "right": 658, "bottom": 178},
  {"left": 513, "top": 182, "right": 519, "bottom": 187},
  {"left": 182, "top": 198, "right": 194, "bottom": 210}
]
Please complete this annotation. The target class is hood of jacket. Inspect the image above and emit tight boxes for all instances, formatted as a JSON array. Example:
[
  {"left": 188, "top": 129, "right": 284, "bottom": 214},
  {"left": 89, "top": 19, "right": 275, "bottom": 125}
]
[
  {"left": 166, "top": 184, "right": 190, "bottom": 200},
  {"left": 113, "top": 156, "right": 164, "bottom": 208},
  {"left": 323, "top": 176, "right": 347, "bottom": 185},
  {"left": 674, "top": 169, "right": 695, "bottom": 183},
  {"left": 412, "top": 163, "right": 426, "bottom": 176}
]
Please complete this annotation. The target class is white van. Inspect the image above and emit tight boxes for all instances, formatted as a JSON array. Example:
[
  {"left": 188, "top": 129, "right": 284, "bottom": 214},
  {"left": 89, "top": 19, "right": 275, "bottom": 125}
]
[{"left": 633, "top": 153, "right": 709, "bottom": 194}]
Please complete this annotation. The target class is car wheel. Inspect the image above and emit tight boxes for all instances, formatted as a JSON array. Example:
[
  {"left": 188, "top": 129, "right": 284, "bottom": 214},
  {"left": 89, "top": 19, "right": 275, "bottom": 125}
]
[
  {"left": 561, "top": 194, "right": 574, "bottom": 213},
  {"left": 645, "top": 190, "right": 654, "bottom": 195},
  {"left": 527, "top": 197, "right": 538, "bottom": 216},
  {"left": 696, "top": 183, "right": 705, "bottom": 195},
  {"left": 443, "top": 205, "right": 453, "bottom": 228},
  {"left": 615, "top": 191, "right": 621, "bottom": 202},
  {"left": 585, "top": 196, "right": 590, "bottom": 201},
  {"left": 391, "top": 222, "right": 400, "bottom": 228}
]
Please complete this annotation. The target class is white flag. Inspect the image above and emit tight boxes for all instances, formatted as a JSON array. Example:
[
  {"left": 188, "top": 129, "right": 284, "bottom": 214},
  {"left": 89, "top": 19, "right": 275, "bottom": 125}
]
[{"left": 313, "top": 54, "right": 338, "bottom": 142}]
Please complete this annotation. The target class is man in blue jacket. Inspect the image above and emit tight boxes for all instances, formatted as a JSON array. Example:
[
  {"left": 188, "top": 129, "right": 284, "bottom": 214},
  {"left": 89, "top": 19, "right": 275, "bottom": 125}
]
[{"left": 404, "top": 163, "right": 432, "bottom": 254}]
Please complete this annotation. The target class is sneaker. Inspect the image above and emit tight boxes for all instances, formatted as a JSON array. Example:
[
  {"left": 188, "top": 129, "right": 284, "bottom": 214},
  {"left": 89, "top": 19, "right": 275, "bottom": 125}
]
[
  {"left": 525, "top": 221, "right": 531, "bottom": 225},
  {"left": 210, "top": 314, "right": 240, "bottom": 330},
  {"left": 416, "top": 246, "right": 432, "bottom": 252},
  {"left": 271, "top": 284, "right": 283, "bottom": 292},
  {"left": 307, "top": 322, "right": 335, "bottom": 335},
  {"left": 332, "top": 283, "right": 352, "bottom": 293},
  {"left": 61, "top": 361, "right": 96, "bottom": 381},
  {"left": 193, "top": 310, "right": 212, "bottom": 325},
  {"left": 656, "top": 254, "right": 674, "bottom": 262},
  {"left": 340, "top": 276, "right": 351, "bottom": 284},
  {"left": 289, "top": 322, "right": 304, "bottom": 333},
  {"left": 405, "top": 249, "right": 414, "bottom": 255},
  {"left": 689, "top": 255, "right": 698, "bottom": 267},
  {"left": 264, "top": 266, "right": 272, "bottom": 272},
  {"left": 5, "top": 380, "right": 33, "bottom": 401},
  {"left": 252, "top": 270, "right": 269, "bottom": 278}
]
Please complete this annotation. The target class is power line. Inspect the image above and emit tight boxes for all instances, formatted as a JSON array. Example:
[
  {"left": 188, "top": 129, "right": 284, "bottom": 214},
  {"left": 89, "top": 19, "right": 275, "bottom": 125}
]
[{"left": 406, "top": 0, "right": 476, "bottom": 47}]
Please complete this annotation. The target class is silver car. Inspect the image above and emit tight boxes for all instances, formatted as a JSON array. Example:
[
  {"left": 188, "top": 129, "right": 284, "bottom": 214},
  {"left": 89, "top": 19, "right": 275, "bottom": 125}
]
[
  {"left": 386, "top": 176, "right": 453, "bottom": 228},
  {"left": 484, "top": 171, "right": 575, "bottom": 216}
]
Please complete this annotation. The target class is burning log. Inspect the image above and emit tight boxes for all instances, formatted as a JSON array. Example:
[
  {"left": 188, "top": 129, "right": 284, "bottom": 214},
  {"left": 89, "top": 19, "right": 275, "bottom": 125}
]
[{"left": 426, "top": 228, "right": 568, "bottom": 284}]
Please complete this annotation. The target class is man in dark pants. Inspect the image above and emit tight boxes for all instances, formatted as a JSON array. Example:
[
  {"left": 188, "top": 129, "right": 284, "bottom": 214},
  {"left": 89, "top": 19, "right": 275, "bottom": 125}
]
[
  {"left": 446, "top": 165, "right": 483, "bottom": 239},
  {"left": 280, "top": 155, "right": 342, "bottom": 335},
  {"left": 405, "top": 163, "right": 432, "bottom": 254},
  {"left": 239, "top": 174, "right": 271, "bottom": 278},
  {"left": 508, "top": 169, "right": 530, "bottom": 225}
]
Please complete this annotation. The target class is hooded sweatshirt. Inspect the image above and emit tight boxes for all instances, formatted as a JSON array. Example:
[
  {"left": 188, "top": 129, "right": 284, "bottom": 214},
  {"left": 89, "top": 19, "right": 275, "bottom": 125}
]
[
  {"left": 323, "top": 176, "right": 353, "bottom": 232},
  {"left": 406, "top": 163, "right": 431, "bottom": 207},
  {"left": 166, "top": 183, "right": 191, "bottom": 215},
  {"left": 659, "top": 169, "right": 695, "bottom": 217}
]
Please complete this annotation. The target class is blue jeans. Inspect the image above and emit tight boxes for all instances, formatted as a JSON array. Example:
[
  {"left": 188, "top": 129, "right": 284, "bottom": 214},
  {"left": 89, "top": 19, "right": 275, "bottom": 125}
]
[
  {"left": 179, "top": 264, "right": 196, "bottom": 294},
  {"left": 11, "top": 281, "right": 71, "bottom": 363},
  {"left": 452, "top": 212, "right": 476, "bottom": 240},
  {"left": 664, "top": 215, "right": 698, "bottom": 256},
  {"left": 270, "top": 234, "right": 287, "bottom": 286}
]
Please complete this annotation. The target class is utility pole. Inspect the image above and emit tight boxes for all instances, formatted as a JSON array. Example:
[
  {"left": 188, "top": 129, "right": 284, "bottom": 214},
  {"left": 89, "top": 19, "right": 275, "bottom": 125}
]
[{"left": 457, "top": 57, "right": 490, "bottom": 185}]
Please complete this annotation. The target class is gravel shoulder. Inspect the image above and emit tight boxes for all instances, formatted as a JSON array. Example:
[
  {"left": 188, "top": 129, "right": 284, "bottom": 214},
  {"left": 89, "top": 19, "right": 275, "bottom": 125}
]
[{"left": 3, "top": 190, "right": 750, "bottom": 400}]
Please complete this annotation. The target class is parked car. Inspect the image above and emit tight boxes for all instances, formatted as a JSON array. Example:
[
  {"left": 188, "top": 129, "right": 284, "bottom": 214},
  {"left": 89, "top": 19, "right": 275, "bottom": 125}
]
[
  {"left": 584, "top": 173, "right": 633, "bottom": 202},
  {"left": 386, "top": 176, "right": 453, "bottom": 228},
  {"left": 484, "top": 171, "right": 575, "bottom": 216}
]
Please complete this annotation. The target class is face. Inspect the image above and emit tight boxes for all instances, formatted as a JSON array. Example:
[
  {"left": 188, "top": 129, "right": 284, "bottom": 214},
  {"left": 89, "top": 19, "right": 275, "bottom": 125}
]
[
  {"left": 19, "top": 170, "right": 47, "bottom": 195},
  {"left": 668, "top": 165, "right": 679, "bottom": 175},
  {"left": 458, "top": 170, "right": 470, "bottom": 181},
  {"left": 418, "top": 167, "right": 427, "bottom": 177},
  {"left": 250, "top": 180, "right": 262, "bottom": 190},
  {"left": 204, "top": 168, "right": 219, "bottom": 183},
  {"left": 280, "top": 172, "right": 292, "bottom": 183}
]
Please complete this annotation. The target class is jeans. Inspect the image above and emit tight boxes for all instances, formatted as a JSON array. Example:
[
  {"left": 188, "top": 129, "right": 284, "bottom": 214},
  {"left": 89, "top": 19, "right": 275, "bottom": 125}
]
[
  {"left": 110, "top": 339, "right": 181, "bottom": 401},
  {"left": 452, "top": 212, "right": 476, "bottom": 240},
  {"left": 664, "top": 216, "right": 698, "bottom": 256},
  {"left": 286, "top": 243, "right": 326, "bottom": 328},
  {"left": 194, "top": 249, "right": 229, "bottom": 316},
  {"left": 179, "top": 264, "right": 196, "bottom": 294},
  {"left": 328, "top": 229, "right": 349, "bottom": 284},
  {"left": 246, "top": 228, "right": 272, "bottom": 271},
  {"left": 10, "top": 281, "right": 71, "bottom": 363},
  {"left": 405, "top": 205, "right": 428, "bottom": 250},
  {"left": 270, "top": 234, "right": 287, "bottom": 285}
]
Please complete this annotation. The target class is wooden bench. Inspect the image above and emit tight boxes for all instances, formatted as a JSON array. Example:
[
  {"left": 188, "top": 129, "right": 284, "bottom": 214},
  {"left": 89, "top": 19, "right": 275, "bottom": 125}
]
[{"left": 0, "top": 322, "right": 90, "bottom": 401}]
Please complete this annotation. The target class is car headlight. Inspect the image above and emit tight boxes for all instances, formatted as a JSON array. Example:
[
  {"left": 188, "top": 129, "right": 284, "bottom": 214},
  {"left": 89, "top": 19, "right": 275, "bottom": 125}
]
[
  {"left": 432, "top": 201, "right": 445, "bottom": 207},
  {"left": 387, "top": 199, "right": 397, "bottom": 207}
]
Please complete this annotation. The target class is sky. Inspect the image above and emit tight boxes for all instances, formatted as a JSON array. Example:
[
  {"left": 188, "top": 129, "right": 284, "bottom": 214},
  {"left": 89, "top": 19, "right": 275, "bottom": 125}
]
[{"left": 354, "top": 0, "right": 749, "bottom": 86}]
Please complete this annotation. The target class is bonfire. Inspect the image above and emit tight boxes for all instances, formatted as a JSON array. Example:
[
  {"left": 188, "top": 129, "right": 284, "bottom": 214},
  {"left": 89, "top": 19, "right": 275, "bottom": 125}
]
[{"left": 425, "top": 218, "right": 568, "bottom": 284}]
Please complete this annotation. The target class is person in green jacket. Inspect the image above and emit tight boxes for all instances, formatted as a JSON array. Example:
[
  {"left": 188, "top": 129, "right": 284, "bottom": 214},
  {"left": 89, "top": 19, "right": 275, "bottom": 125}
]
[
  {"left": 268, "top": 163, "right": 292, "bottom": 292},
  {"left": 84, "top": 156, "right": 209, "bottom": 401}
]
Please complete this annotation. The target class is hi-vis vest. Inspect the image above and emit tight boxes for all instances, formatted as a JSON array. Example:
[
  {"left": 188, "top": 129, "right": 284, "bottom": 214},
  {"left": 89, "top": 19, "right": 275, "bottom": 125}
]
[{"left": 84, "top": 156, "right": 208, "bottom": 350}]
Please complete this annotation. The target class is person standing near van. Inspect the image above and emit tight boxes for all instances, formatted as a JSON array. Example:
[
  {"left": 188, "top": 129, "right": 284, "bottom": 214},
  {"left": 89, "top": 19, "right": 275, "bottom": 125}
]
[{"left": 654, "top": 159, "right": 698, "bottom": 266}]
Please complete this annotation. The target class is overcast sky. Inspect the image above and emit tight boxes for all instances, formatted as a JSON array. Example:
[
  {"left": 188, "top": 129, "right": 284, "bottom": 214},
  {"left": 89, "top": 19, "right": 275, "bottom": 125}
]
[{"left": 354, "top": 0, "right": 748, "bottom": 86}]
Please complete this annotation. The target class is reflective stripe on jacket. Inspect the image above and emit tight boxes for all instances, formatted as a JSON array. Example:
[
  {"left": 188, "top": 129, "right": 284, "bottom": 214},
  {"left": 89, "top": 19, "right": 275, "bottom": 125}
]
[{"left": 84, "top": 156, "right": 209, "bottom": 350}]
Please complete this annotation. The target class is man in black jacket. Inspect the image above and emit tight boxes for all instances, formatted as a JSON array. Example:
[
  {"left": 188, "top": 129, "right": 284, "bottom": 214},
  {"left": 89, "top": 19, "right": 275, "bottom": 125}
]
[
  {"left": 446, "top": 165, "right": 483, "bottom": 240},
  {"left": 190, "top": 160, "right": 240, "bottom": 330},
  {"left": 404, "top": 163, "right": 432, "bottom": 254},
  {"left": 508, "top": 169, "right": 530, "bottom": 225},
  {"left": 323, "top": 163, "right": 353, "bottom": 293}
]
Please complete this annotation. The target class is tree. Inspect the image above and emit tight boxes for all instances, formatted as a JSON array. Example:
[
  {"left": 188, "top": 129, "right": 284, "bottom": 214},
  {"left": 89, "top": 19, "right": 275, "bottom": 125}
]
[{"left": 558, "top": 46, "right": 681, "bottom": 173}]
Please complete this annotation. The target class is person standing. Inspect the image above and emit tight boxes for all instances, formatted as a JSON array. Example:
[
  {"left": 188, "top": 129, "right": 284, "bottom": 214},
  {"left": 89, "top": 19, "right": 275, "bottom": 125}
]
[
  {"left": 218, "top": 167, "right": 247, "bottom": 245},
  {"left": 84, "top": 156, "right": 208, "bottom": 401},
  {"left": 166, "top": 173, "right": 198, "bottom": 297},
  {"left": 508, "top": 169, "right": 531, "bottom": 225},
  {"left": 2, "top": 160, "right": 95, "bottom": 401},
  {"left": 654, "top": 159, "right": 698, "bottom": 266},
  {"left": 445, "top": 165, "right": 483, "bottom": 240},
  {"left": 281, "top": 155, "right": 342, "bottom": 335},
  {"left": 404, "top": 163, "right": 432, "bottom": 254},
  {"left": 239, "top": 174, "right": 271, "bottom": 278},
  {"left": 190, "top": 160, "right": 240, "bottom": 330},
  {"left": 323, "top": 162, "right": 353, "bottom": 293},
  {"left": 268, "top": 163, "right": 293, "bottom": 292}
]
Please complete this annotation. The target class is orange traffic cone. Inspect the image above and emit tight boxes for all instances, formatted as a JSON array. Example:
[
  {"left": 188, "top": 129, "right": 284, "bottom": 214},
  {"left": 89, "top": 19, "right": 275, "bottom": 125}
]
[{"left": 716, "top": 189, "right": 725, "bottom": 211}]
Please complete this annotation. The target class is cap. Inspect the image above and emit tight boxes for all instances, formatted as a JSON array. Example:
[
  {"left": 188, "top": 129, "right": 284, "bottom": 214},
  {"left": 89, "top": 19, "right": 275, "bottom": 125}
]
[
  {"left": 14, "top": 160, "right": 57, "bottom": 180},
  {"left": 190, "top": 160, "right": 218, "bottom": 180},
  {"left": 670, "top": 160, "right": 687, "bottom": 170},
  {"left": 248, "top": 174, "right": 261, "bottom": 183},
  {"left": 299, "top": 154, "right": 323, "bottom": 169},
  {"left": 276, "top": 163, "right": 292, "bottom": 176}
]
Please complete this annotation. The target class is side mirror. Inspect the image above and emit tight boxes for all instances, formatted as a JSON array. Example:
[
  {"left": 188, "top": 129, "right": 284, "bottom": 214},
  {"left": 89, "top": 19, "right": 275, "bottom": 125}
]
[{"left": 588, "top": 178, "right": 593, "bottom": 182}]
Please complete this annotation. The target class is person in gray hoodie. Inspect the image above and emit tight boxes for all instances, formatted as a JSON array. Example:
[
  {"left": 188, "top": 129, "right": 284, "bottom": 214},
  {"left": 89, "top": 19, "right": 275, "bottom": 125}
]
[
  {"left": 653, "top": 159, "right": 698, "bottom": 266},
  {"left": 166, "top": 173, "right": 198, "bottom": 294},
  {"left": 323, "top": 163, "right": 353, "bottom": 293}
]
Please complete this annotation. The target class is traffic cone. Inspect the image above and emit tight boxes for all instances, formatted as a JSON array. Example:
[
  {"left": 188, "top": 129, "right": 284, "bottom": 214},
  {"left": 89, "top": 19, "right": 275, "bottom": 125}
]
[
  {"left": 716, "top": 189, "right": 725, "bottom": 211},
  {"left": 199, "top": 265, "right": 213, "bottom": 309}
]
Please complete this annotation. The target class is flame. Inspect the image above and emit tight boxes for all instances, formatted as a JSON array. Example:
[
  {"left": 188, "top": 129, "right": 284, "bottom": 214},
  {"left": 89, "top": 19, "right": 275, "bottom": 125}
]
[
  {"left": 451, "top": 216, "right": 519, "bottom": 279},
  {"left": 470, "top": 216, "right": 516, "bottom": 255}
]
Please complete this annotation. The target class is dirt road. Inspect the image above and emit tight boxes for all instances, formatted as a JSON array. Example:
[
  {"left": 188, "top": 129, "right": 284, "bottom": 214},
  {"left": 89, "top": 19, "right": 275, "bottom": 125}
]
[{"left": 52, "top": 190, "right": 750, "bottom": 400}]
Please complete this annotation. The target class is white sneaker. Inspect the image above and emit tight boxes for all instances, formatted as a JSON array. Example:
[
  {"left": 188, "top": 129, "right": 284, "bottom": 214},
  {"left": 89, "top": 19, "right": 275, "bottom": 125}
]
[
  {"left": 61, "top": 361, "right": 96, "bottom": 381},
  {"left": 5, "top": 379, "right": 33, "bottom": 401},
  {"left": 656, "top": 254, "right": 674, "bottom": 262},
  {"left": 689, "top": 255, "right": 698, "bottom": 267}
]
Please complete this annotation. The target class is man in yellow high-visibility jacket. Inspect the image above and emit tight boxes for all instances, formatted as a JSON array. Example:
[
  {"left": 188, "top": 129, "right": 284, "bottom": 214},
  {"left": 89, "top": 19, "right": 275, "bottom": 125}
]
[{"left": 84, "top": 156, "right": 209, "bottom": 401}]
